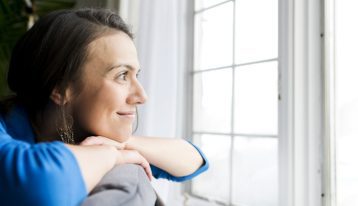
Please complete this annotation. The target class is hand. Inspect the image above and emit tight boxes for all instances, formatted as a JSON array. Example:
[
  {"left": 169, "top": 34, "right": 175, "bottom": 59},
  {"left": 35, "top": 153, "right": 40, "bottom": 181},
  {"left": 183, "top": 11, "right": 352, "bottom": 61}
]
[
  {"left": 80, "top": 136, "right": 127, "bottom": 150},
  {"left": 117, "top": 150, "right": 153, "bottom": 181},
  {"left": 80, "top": 136, "right": 152, "bottom": 180}
]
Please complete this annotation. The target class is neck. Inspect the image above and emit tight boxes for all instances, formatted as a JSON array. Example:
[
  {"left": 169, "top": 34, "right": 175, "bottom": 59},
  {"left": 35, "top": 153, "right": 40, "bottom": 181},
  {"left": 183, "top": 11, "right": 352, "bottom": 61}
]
[
  {"left": 32, "top": 103, "right": 93, "bottom": 144},
  {"left": 72, "top": 121, "right": 91, "bottom": 144},
  {"left": 32, "top": 103, "right": 62, "bottom": 142}
]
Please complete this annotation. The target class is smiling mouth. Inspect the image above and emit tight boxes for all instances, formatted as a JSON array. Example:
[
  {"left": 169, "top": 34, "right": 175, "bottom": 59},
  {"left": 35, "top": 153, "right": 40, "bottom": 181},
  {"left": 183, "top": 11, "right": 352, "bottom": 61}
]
[{"left": 116, "top": 112, "right": 136, "bottom": 119}]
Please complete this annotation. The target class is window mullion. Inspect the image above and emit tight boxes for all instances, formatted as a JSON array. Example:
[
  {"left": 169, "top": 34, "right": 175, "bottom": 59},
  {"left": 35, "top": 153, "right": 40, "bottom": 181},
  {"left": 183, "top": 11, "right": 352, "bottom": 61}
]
[
  {"left": 193, "top": 131, "right": 278, "bottom": 138},
  {"left": 229, "top": 0, "right": 236, "bottom": 205},
  {"left": 323, "top": 0, "right": 336, "bottom": 206},
  {"left": 195, "top": 0, "right": 233, "bottom": 14},
  {"left": 192, "top": 58, "right": 279, "bottom": 74}
]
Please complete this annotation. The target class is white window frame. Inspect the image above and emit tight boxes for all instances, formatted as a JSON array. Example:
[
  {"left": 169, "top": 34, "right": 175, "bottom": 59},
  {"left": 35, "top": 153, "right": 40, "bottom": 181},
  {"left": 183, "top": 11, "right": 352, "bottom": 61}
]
[
  {"left": 279, "top": 0, "right": 324, "bottom": 206},
  {"left": 184, "top": 0, "right": 279, "bottom": 205},
  {"left": 322, "top": 0, "right": 338, "bottom": 205},
  {"left": 183, "top": 0, "right": 324, "bottom": 205}
]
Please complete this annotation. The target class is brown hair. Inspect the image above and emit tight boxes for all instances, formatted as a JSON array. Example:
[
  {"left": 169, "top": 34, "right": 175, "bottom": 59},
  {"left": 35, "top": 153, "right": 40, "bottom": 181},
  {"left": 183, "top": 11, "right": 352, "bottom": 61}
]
[
  {"left": 6, "top": 8, "right": 132, "bottom": 114},
  {"left": 2, "top": 8, "right": 134, "bottom": 142}
]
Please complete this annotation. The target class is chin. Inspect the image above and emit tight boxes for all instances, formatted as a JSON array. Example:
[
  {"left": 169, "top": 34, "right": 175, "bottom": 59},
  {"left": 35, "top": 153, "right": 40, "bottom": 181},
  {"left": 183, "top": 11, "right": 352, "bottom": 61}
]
[{"left": 110, "top": 131, "right": 131, "bottom": 143}]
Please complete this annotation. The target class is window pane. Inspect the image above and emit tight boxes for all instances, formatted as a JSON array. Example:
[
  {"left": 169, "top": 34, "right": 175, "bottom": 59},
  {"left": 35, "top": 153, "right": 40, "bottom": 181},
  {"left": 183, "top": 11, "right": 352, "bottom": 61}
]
[
  {"left": 234, "top": 61, "right": 278, "bottom": 135},
  {"left": 193, "top": 69, "right": 232, "bottom": 133},
  {"left": 335, "top": 1, "right": 358, "bottom": 205},
  {"left": 232, "top": 136, "right": 278, "bottom": 205},
  {"left": 192, "top": 134, "right": 231, "bottom": 204},
  {"left": 195, "top": 0, "right": 229, "bottom": 11},
  {"left": 194, "top": 2, "right": 233, "bottom": 70},
  {"left": 235, "top": 0, "right": 278, "bottom": 64}
]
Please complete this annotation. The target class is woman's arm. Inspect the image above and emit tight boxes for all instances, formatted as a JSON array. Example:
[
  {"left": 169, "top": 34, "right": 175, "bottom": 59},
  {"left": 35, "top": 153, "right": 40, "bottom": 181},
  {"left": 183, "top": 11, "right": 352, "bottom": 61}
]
[
  {"left": 125, "top": 136, "right": 204, "bottom": 177},
  {"left": 68, "top": 140, "right": 153, "bottom": 192},
  {"left": 0, "top": 139, "right": 88, "bottom": 206},
  {"left": 0, "top": 138, "right": 152, "bottom": 206},
  {"left": 66, "top": 144, "right": 117, "bottom": 192}
]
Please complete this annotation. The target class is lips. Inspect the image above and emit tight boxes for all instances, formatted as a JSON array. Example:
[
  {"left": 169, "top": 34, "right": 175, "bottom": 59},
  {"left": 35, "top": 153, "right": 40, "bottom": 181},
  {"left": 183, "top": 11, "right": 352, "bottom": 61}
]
[
  {"left": 117, "top": 111, "right": 136, "bottom": 115},
  {"left": 116, "top": 111, "right": 136, "bottom": 120}
]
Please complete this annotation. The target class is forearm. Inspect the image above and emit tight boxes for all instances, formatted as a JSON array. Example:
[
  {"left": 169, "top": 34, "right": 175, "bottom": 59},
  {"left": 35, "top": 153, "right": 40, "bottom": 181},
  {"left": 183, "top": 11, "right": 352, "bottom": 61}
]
[
  {"left": 66, "top": 144, "right": 117, "bottom": 192},
  {"left": 126, "top": 136, "right": 203, "bottom": 177}
]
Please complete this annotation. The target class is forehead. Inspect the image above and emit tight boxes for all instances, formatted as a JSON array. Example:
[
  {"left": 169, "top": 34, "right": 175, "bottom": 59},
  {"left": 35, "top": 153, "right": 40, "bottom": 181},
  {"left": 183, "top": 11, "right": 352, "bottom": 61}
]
[{"left": 85, "top": 31, "right": 140, "bottom": 71}]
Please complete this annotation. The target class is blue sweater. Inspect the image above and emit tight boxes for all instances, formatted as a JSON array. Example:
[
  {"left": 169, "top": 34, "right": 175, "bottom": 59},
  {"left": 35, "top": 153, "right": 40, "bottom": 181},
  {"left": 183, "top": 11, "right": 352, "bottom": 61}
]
[{"left": 0, "top": 106, "right": 209, "bottom": 206}]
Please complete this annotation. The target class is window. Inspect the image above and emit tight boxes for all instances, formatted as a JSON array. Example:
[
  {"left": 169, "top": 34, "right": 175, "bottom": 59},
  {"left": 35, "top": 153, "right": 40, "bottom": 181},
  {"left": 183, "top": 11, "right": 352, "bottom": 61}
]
[
  {"left": 326, "top": 0, "right": 358, "bottom": 205},
  {"left": 190, "top": 0, "right": 278, "bottom": 205}
]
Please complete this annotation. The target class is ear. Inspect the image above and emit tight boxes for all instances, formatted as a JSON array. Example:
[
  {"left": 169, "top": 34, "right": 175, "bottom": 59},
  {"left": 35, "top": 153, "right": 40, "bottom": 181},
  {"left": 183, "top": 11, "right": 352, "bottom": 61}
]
[{"left": 50, "top": 87, "right": 72, "bottom": 105}]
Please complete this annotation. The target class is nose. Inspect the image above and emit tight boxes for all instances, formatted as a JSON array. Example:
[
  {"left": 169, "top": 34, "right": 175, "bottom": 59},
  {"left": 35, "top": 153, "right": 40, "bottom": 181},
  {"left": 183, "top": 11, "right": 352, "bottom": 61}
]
[{"left": 127, "top": 80, "right": 148, "bottom": 105}]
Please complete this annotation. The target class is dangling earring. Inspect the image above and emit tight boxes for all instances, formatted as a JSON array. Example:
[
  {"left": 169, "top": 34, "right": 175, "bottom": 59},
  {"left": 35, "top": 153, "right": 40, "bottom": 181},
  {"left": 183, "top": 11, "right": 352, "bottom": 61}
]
[{"left": 57, "top": 107, "right": 74, "bottom": 144}]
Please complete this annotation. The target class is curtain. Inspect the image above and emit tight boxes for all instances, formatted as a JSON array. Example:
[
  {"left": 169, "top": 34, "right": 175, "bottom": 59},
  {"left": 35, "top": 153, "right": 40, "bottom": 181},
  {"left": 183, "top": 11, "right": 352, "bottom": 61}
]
[{"left": 120, "top": 0, "right": 190, "bottom": 204}]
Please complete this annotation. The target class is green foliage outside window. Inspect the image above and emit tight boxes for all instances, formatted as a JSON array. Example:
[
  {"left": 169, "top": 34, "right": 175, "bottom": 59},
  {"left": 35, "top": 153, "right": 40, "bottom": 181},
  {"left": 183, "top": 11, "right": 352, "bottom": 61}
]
[{"left": 0, "top": 0, "right": 75, "bottom": 97}]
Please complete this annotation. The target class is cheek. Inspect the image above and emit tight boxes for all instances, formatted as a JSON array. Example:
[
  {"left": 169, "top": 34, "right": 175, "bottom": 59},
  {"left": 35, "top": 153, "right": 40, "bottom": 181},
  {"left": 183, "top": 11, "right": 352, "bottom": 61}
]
[{"left": 73, "top": 83, "right": 132, "bottom": 142}]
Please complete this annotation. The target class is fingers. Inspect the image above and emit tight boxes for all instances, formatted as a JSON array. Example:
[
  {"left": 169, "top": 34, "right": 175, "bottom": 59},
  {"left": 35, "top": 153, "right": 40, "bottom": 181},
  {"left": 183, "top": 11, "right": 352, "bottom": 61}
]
[
  {"left": 142, "top": 162, "right": 153, "bottom": 181},
  {"left": 80, "top": 136, "right": 103, "bottom": 145},
  {"left": 80, "top": 138, "right": 153, "bottom": 181},
  {"left": 139, "top": 158, "right": 153, "bottom": 181},
  {"left": 120, "top": 150, "right": 153, "bottom": 181},
  {"left": 80, "top": 136, "right": 126, "bottom": 150}
]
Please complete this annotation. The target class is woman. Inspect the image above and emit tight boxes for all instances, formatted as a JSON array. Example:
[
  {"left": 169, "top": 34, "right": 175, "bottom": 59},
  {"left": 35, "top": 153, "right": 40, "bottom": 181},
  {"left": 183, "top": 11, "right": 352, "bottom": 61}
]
[{"left": 0, "top": 8, "right": 208, "bottom": 206}]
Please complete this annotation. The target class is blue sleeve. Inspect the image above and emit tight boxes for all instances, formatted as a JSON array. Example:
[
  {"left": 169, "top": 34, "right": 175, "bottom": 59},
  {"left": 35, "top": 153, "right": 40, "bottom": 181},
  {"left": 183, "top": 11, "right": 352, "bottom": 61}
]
[
  {"left": 0, "top": 135, "right": 87, "bottom": 206},
  {"left": 151, "top": 141, "right": 209, "bottom": 182}
]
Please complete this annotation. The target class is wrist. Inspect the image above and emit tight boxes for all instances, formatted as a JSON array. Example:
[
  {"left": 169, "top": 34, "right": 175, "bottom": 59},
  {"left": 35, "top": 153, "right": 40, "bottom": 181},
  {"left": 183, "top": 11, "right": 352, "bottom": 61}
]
[
  {"left": 125, "top": 136, "right": 137, "bottom": 150},
  {"left": 102, "top": 145, "right": 118, "bottom": 168}
]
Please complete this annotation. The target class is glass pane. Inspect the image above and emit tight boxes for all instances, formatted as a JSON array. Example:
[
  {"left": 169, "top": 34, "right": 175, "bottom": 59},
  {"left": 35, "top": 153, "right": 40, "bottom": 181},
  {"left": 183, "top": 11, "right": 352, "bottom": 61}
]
[
  {"left": 194, "top": 2, "right": 233, "bottom": 70},
  {"left": 234, "top": 61, "right": 278, "bottom": 135},
  {"left": 193, "top": 69, "right": 232, "bottom": 133},
  {"left": 232, "top": 136, "right": 278, "bottom": 205},
  {"left": 195, "top": 0, "right": 229, "bottom": 11},
  {"left": 335, "top": 1, "right": 358, "bottom": 205},
  {"left": 235, "top": 0, "right": 278, "bottom": 64},
  {"left": 192, "top": 134, "right": 231, "bottom": 204}
]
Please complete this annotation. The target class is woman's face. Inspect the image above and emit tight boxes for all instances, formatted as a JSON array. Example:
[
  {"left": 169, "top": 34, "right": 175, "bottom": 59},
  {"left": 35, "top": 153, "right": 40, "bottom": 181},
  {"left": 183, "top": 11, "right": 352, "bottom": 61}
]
[{"left": 70, "top": 31, "right": 147, "bottom": 142}]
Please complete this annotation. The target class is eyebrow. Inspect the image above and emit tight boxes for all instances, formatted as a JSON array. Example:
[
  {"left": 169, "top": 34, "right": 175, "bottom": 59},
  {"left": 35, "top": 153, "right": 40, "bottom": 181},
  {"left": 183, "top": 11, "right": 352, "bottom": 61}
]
[{"left": 106, "top": 64, "right": 141, "bottom": 73}]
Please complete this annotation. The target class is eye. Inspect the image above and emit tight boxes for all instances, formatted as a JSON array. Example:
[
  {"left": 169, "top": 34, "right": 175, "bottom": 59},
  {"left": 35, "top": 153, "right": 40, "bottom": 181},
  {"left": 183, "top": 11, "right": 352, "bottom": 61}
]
[{"left": 116, "top": 71, "right": 128, "bottom": 81}]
